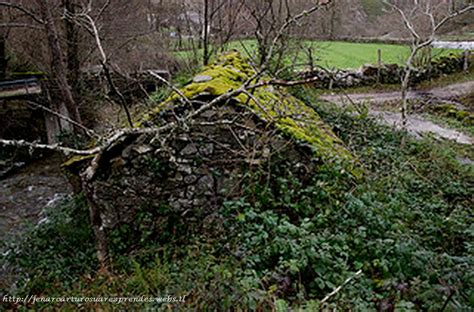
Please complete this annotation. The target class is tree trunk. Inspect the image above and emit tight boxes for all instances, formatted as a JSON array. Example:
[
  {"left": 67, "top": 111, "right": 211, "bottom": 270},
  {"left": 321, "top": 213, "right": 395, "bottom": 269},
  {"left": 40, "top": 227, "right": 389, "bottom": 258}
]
[
  {"left": 0, "top": 36, "right": 6, "bottom": 80},
  {"left": 0, "top": 7, "right": 6, "bottom": 79},
  {"left": 36, "top": 0, "right": 82, "bottom": 129},
  {"left": 401, "top": 68, "right": 411, "bottom": 129},
  {"left": 81, "top": 177, "right": 110, "bottom": 273},
  {"left": 63, "top": 0, "right": 80, "bottom": 92},
  {"left": 203, "top": 0, "right": 210, "bottom": 66}
]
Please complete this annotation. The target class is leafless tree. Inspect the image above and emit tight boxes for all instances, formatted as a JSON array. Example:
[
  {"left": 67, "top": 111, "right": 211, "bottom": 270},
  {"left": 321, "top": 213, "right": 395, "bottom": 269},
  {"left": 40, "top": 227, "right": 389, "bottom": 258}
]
[
  {"left": 384, "top": 0, "right": 473, "bottom": 128},
  {"left": 240, "top": 0, "right": 332, "bottom": 73},
  {"left": 0, "top": 0, "right": 82, "bottom": 131},
  {"left": 191, "top": 0, "right": 247, "bottom": 65}
]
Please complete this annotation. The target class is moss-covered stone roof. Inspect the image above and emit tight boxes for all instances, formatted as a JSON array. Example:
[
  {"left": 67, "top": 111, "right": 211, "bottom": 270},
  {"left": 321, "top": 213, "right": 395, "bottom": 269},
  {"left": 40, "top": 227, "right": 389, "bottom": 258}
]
[{"left": 141, "top": 51, "right": 362, "bottom": 179}]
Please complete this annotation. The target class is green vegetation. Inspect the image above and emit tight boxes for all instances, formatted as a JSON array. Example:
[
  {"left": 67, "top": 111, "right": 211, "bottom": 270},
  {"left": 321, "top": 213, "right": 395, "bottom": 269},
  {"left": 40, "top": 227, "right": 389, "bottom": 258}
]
[
  {"left": 3, "top": 86, "right": 473, "bottom": 310},
  {"left": 423, "top": 95, "right": 474, "bottom": 137},
  {"left": 176, "top": 39, "right": 459, "bottom": 69},
  {"left": 425, "top": 113, "right": 474, "bottom": 137},
  {"left": 1, "top": 195, "right": 97, "bottom": 294}
]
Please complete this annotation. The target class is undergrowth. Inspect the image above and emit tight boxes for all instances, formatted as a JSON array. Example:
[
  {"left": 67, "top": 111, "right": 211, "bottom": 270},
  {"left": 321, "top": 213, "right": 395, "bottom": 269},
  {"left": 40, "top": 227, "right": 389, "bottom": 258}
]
[
  {"left": 1, "top": 89, "right": 473, "bottom": 311},
  {"left": 0, "top": 195, "right": 97, "bottom": 304}
]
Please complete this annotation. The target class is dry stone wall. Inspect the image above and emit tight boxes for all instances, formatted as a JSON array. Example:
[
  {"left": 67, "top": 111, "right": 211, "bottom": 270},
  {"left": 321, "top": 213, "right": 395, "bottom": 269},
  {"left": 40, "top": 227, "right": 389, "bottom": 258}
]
[
  {"left": 81, "top": 101, "right": 316, "bottom": 243},
  {"left": 301, "top": 54, "right": 470, "bottom": 89}
]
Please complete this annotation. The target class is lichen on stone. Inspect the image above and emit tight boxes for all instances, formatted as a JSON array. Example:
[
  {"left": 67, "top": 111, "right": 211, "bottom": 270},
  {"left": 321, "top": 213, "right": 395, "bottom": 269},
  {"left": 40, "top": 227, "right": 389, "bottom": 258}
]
[
  {"left": 61, "top": 154, "right": 95, "bottom": 170},
  {"left": 140, "top": 51, "right": 362, "bottom": 178}
]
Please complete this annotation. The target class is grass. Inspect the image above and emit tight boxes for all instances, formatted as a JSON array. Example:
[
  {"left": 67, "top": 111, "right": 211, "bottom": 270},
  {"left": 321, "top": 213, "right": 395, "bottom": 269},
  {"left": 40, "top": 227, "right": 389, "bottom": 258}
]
[{"left": 175, "top": 39, "right": 460, "bottom": 69}]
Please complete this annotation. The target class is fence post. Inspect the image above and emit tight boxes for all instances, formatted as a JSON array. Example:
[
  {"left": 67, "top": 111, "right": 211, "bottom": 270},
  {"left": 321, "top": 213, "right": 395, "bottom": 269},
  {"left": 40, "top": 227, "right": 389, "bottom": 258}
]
[
  {"left": 427, "top": 47, "right": 432, "bottom": 80},
  {"left": 463, "top": 51, "right": 470, "bottom": 72},
  {"left": 377, "top": 49, "right": 382, "bottom": 85}
]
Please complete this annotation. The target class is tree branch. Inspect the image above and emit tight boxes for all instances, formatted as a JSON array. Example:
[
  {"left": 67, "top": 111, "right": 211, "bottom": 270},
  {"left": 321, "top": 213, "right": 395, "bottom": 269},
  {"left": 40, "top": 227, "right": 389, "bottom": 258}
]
[
  {"left": 147, "top": 70, "right": 193, "bottom": 107},
  {"left": 0, "top": 138, "right": 100, "bottom": 156},
  {"left": 434, "top": 5, "right": 474, "bottom": 33},
  {"left": 321, "top": 270, "right": 363, "bottom": 304},
  {"left": 78, "top": 12, "right": 133, "bottom": 127},
  {"left": 27, "top": 100, "right": 98, "bottom": 138},
  {"left": 0, "top": 2, "right": 45, "bottom": 24},
  {"left": 0, "top": 22, "right": 43, "bottom": 30}
]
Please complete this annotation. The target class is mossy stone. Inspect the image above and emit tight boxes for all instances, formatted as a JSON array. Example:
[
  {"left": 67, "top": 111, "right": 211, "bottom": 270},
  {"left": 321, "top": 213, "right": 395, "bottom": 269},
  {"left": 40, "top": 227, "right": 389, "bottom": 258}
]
[{"left": 140, "top": 51, "right": 362, "bottom": 179}]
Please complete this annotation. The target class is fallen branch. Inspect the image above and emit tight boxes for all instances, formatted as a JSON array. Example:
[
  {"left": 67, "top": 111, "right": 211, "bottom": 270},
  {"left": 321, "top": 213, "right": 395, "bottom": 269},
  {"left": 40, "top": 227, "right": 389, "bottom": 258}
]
[
  {"left": 0, "top": 139, "right": 100, "bottom": 156},
  {"left": 320, "top": 270, "right": 363, "bottom": 304}
]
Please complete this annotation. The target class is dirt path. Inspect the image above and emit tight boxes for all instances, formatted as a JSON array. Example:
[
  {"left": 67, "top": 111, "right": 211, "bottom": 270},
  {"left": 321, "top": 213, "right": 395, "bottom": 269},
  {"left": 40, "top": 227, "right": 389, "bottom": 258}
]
[
  {"left": 320, "top": 81, "right": 474, "bottom": 145},
  {"left": 370, "top": 111, "right": 473, "bottom": 144},
  {"left": 320, "top": 81, "right": 474, "bottom": 105}
]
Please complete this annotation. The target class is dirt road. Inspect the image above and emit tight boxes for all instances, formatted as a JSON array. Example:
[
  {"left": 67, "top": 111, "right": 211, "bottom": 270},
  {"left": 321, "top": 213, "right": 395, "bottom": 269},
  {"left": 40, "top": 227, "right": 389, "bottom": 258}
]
[
  {"left": 320, "top": 81, "right": 474, "bottom": 145},
  {"left": 320, "top": 81, "right": 474, "bottom": 105}
]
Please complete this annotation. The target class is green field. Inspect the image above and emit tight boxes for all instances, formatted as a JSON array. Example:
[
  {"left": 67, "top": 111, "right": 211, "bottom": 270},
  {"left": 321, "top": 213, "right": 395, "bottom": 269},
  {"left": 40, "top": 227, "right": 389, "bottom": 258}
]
[{"left": 176, "top": 39, "right": 459, "bottom": 70}]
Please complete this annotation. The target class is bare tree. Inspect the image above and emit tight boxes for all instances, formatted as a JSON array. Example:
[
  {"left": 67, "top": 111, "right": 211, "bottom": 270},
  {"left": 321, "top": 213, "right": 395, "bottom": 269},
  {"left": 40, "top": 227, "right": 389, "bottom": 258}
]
[
  {"left": 235, "top": 0, "right": 333, "bottom": 76},
  {"left": 63, "top": 0, "right": 80, "bottom": 90},
  {"left": 36, "top": 0, "right": 82, "bottom": 126},
  {"left": 0, "top": 0, "right": 82, "bottom": 135},
  {"left": 0, "top": 36, "right": 5, "bottom": 79},
  {"left": 0, "top": 6, "right": 6, "bottom": 79},
  {"left": 384, "top": 0, "right": 473, "bottom": 128},
  {"left": 201, "top": 0, "right": 246, "bottom": 65}
]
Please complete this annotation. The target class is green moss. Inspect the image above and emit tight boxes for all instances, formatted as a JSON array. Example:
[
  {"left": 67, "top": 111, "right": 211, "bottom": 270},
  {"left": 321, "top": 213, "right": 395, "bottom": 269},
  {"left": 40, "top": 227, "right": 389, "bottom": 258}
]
[
  {"left": 140, "top": 51, "right": 362, "bottom": 179},
  {"left": 456, "top": 111, "right": 469, "bottom": 119},
  {"left": 11, "top": 71, "right": 47, "bottom": 77},
  {"left": 432, "top": 104, "right": 474, "bottom": 125},
  {"left": 61, "top": 154, "right": 95, "bottom": 170}
]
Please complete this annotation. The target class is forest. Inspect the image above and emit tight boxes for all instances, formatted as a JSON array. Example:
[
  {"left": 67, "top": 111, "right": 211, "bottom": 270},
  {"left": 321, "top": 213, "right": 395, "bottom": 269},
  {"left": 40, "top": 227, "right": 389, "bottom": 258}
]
[{"left": 0, "top": 0, "right": 473, "bottom": 310}]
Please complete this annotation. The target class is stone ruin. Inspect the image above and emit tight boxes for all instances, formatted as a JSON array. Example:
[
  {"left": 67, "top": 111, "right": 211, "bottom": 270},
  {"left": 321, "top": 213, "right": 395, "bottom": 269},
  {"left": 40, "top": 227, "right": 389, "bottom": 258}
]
[{"left": 65, "top": 52, "right": 360, "bottom": 256}]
